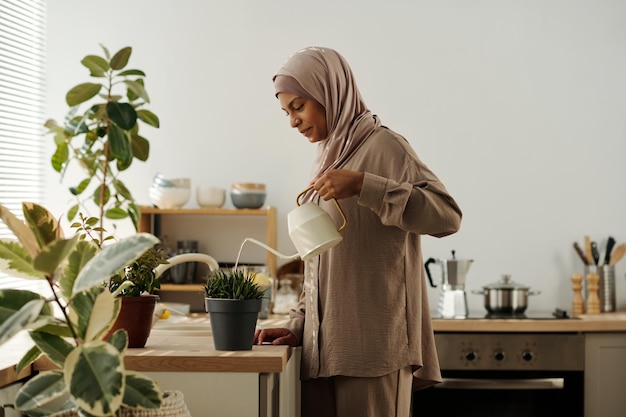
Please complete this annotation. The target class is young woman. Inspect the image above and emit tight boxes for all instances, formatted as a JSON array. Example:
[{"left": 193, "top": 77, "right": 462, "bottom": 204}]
[{"left": 254, "top": 46, "right": 462, "bottom": 417}]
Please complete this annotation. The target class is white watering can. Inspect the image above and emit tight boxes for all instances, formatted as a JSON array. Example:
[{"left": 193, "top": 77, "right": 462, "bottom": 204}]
[
  {"left": 244, "top": 185, "right": 347, "bottom": 261},
  {"left": 154, "top": 253, "right": 220, "bottom": 278}
]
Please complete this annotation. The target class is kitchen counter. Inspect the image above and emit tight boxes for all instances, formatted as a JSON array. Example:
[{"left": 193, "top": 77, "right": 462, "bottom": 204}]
[
  {"left": 432, "top": 311, "right": 626, "bottom": 332},
  {"left": 3, "top": 312, "right": 626, "bottom": 388}
]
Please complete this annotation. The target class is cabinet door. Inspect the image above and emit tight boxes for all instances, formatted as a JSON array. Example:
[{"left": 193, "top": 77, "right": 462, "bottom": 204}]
[{"left": 585, "top": 333, "right": 626, "bottom": 417}]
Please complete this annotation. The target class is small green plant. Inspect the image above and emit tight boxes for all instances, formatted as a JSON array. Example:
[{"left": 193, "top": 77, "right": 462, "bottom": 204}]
[{"left": 203, "top": 269, "right": 264, "bottom": 300}]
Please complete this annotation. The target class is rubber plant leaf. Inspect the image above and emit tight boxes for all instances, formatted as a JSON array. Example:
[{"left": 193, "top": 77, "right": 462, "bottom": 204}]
[
  {"left": 0, "top": 289, "right": 52, "bottom": 325},
  {"left": 68, "top": 286, "right": 119, "bottom": 343},
  {"left": 14, "top": 370, "right": 68, "bottom": 415},
  {"left": 81, "top": 55, "right": 110, "bottom": 77},
  {"left": 107, "top": 123, "right": 133, "bottom": 169},
  {"left": 107, "top": 101, "right": 137, "bottom": 130},
  {"left": 29, "top": 330, "right": 74, "bottom": 368},
  {"left": 106, "top": 328, "right": 128, "bottom": 352},
  {"left": 123, "top": 79, "right": 150, "bottom": 103},
  {"left": 130, "top": 133, "right": 150, "bottom": 161},
  {"left": 110, "top": 46, "right": 131, "bottom": 70},
  {"left": 65, "top": 341, "right": 125, "bottom": 416},
  {"left": 73, "top": 233, "right": 159, "bottom": 294},
  {"left": 0, "top": 298, "right": 45, "bottom": 345},
  {"left": 121, "top": 371, "right": 162, "bottom": 410},
  {"left": 33, "top": 236, "right": 79, "bottom": 277},
  {"left": 60, "top": 240, "right": 98, "bottom": 301},
  {"left": 16, "top": 344, "right": 42, "bottom": 374},
  {"left": 22, "top": 202, "right": 64, "bottom": 248},
  {"left": 66, "top": 82, "right": 102, "bottom": 107},
  {"left": 0, "top": 203, "right": 39, "bottom": 258},
  {"left": 0, "top": 240, "right": 43, "bottom": 279},
  {"left": 136, "top": 109, "right": 160, "bottom": 128}
]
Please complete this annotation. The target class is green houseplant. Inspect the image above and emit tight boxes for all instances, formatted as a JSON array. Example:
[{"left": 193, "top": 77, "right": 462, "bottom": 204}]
[
  {"left": 203, "top": 269, "right": 264, "bottom": 351},
  {"left": 45, "top": 44, "right": 159, "bottom": 239},
  {"left": 0, "top": 202, "right": 164, "bottom": 416}
]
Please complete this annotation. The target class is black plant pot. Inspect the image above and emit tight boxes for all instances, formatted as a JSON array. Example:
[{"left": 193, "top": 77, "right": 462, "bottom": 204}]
[{"left": 205, "top": 298, "right": 262, "bottom": 351}]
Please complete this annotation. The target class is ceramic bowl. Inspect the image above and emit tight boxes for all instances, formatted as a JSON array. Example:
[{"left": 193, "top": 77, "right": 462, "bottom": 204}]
[
  {"left": 196, "top": 186, "right": 226, "bottom": 208},
  {"left": 149, "top": 185, "right": 191, "bottom": 209},
  {"left": 230, "top": 183, "right": 266, "bottom": 209}
]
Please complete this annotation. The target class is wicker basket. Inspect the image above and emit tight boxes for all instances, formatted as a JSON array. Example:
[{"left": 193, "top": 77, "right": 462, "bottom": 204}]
[{"left": 50, "top": 391, "right": 192, "bottom": 417}]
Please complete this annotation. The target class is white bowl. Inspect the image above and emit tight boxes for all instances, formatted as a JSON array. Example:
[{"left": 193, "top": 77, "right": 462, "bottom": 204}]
[
  {"left": 169, "top": 178, "right": 191, "bottom": 188},
  {"left": 196, "top": 186, "right": 226, "bottom": 208},
  {"left": 149, "top": 186, "right": 190, "bottom": 209}
]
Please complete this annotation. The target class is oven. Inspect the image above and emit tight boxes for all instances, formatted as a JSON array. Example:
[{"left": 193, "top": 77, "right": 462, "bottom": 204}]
[{"left": 412, "top": 332, "right": 584, "bottom": 417}]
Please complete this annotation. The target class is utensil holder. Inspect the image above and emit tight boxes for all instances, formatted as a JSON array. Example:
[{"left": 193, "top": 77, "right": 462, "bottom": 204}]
[{"left": 584, "top": 265, "right": 615, "bottom": 312}]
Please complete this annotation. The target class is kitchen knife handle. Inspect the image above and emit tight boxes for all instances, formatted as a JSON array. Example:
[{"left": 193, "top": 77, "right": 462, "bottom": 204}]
[
  {"left": 573, "top": 242, "right": 589, "bottom": 265},
  {"left": 584, "top": 236, "right": 594, "bottom": 265},
  {"left": 604, "top": 236, "right": 616, "bottom": 265},
  {"left": 591, "top": 241, "right": 600, "bottom": 265}
]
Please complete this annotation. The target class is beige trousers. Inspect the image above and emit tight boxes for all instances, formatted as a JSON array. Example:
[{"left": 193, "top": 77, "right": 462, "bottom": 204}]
[{"left": 300, "top": 366, "right": 413, "bottom": 417}]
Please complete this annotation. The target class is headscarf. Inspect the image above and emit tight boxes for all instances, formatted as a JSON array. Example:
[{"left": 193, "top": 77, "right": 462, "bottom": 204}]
[{"left": 273, "top": 47, "right": 381, "bottom": 181}]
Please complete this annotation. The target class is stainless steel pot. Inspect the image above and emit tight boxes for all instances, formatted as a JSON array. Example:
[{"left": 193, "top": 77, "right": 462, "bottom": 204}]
[{"left": 472, "top": 275, "right": 540, "bottom": 315}]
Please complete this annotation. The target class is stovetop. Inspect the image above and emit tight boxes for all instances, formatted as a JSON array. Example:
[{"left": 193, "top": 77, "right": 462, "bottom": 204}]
[{"left": 436, "top": 308, "right": 577, "bottom": 320}]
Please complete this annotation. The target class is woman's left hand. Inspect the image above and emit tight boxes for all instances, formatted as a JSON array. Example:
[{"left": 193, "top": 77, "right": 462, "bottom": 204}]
[{"left": 313, "top": 169, "right": 364, "bottom": 200}]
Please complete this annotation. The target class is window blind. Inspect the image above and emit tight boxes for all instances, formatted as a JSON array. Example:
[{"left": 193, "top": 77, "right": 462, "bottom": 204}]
[{"left": 0, "top": 0, "right": 47, "bottom": 290}]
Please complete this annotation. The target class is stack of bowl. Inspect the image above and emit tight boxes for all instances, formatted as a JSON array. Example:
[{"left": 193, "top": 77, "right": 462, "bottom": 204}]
[
  {"left": 230, "top": 183, "right": 266, "bottom": 209},
  {"left": 149, "top": 174, "right": 191, "bottom": 209}
]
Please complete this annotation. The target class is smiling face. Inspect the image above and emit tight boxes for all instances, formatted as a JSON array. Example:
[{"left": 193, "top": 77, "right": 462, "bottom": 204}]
[{"left": 278, "top": 92, "right": 328, "bottom": 143}]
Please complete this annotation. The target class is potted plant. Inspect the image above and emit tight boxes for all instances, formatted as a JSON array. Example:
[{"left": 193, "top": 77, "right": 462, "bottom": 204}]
[
  {"left": 203, "top": 269, "right": 264, "bottom": 351},
  {"left": 0, "top": 202, "right": 167, "bottom": 416}
]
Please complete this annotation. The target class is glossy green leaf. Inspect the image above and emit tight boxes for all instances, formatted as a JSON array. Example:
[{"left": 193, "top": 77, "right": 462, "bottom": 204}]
[
  {"left": 0, "top": 203, "right": 39, "bottom": 258},
  {"left": 74, "top": 178, "right": 91, "bottom": 195},
  {"left": 60, "top": 240, "right": 98, "bottom": 301},
  {"left": 110, "top": 47, "right": 132, "bottom": 70},
  {"left": 136, "top": 109, "right": 159, "bottom": 128},
  {"left": 65, "top": 341, "right": 125, "bottom": 415},
  {"left": 128, "top": 203, "right": 140, "bottom": 231},
  {"left": 69, "top": 287, "right": 119, "bottom": 342},
  {"left": 107, "top": 102, "right": 137, "bottom": 130},
  {"left": 51, "top": 142, "right": 69, "bottom": 172},
  {"left": 108, "top": 124, "right": 132, "bottom": 168},
  {"left": 105, "top": 207, "right": 129, "bottom": 220},
  {"left": 15, "top": 370, "right": 68, "bottom": 414},
  {"left": 73, "top": 233, "right": 159, "bottom": 294},
  {"left": 0, "top": 299, "right": 45, "bottom": 345},
  {"left": 16, "top": 344, "right": 41, "bottom": 374},
  {"left": 100, "top": 44, "right": 111, "bottom": 60},
  {"left": 81, "top": 55, "right": 109, "bottom": 77},
  {"left": 92, "top": 184, "right": 111, "bottom": 207},
  {"left": 0, "top": 240, "right": 43, "bottom": 279},
  {"left": 0, "top": 290, "right": 51, "bottom": 326},
  {"left": 131, "top": 133, "right": 150, "bottom": 161},
  {"left": 22, "top": 202, "right": 62, "bottom": 248},
  {"left": 107, "top": 329, "right": 128, "bottom": 352},
  {"left": 123, "top": 79, "right": 150, "bottom": 103},
  {"left": 66, "top": 83, "right": 102, "bottom": 106},
  {"left": 113, "top": 179, "right": 132, "bottom": 200},
  {"left": 122, "top": 371, "right": 162, "bottom": 410},
  {"left": 33, "top": 237, "right": 78, "bottom": 276},
  {"left": 67, "top": 204, "right": 79, "bottom": 222},
  {"left": 29, "top": 330, "right": 74, "bottom": 368},
  {"left": 118, "top": 69, "right": 145, "bottom": 77}
]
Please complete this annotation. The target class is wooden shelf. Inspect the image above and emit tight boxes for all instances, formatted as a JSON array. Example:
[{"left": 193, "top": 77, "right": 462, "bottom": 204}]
[{"left": 138, "top": 205, "right": 278, "bottom": 277}]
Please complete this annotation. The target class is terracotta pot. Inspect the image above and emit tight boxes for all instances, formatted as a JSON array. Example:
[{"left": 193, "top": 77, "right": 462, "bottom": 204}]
[{"left": 107, "top": 294, "right": 159, "bottom": 348}]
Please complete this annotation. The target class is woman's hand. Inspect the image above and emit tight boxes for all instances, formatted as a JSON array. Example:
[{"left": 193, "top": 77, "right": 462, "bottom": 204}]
[
  {"left": 254, "top": 328, "right": 298, "bottom": 346},
  {"left": 313, "top": 169, "right": 364, "bottom": 200}
]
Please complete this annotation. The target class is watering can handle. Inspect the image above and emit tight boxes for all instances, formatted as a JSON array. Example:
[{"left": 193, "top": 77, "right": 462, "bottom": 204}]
[
  {"left": 296, "top": 185, "right": 347, "bottom": 233},
  {"left": 154, "top": 253, "right": 220, "bottom": 279},
  {"left": 424, "top": 257, "right": 437, "bottom": 288}
]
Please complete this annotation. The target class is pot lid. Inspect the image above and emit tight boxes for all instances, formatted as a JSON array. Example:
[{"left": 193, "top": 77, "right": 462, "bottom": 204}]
[{"left": 483, "top": 274, "right": 530, "bottom": 290}]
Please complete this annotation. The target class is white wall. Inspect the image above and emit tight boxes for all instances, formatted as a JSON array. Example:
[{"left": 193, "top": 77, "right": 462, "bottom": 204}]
[{"left": 44, "top": 0, "right": 626, "bottom": 314}]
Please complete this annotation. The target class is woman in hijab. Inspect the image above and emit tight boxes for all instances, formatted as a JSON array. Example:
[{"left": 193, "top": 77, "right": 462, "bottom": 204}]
[{"left": 254, "top": 47, "right": 462, "bottom": 417}]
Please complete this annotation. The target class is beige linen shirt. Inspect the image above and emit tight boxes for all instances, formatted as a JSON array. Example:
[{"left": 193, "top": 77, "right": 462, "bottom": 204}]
[{"left": 286, "top": 126, "right": 462, "bottom": 389}]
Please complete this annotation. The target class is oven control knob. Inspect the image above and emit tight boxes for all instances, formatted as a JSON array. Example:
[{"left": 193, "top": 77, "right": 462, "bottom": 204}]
[
  {"left": 465, "top": 351, "right": 477, "bottom": 361},
  {"left": 521, "top": 350, "right": 533, "bottom": 362},
  {"left": 493, "top": 350, "right": 505, "bottom": 361}
]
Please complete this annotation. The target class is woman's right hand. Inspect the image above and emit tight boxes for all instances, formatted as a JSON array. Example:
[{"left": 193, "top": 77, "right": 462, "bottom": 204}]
[{"left": 254, "top": 327, "right": 298, "bottom": 346}]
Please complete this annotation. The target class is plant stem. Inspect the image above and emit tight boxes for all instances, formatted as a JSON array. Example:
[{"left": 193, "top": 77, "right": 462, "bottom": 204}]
[{"left": 46, "top": 277, "right": 79, "bottom": 342}]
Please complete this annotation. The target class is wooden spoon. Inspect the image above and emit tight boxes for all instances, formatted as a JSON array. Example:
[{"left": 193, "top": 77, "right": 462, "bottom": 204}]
[{"left": 609, "top": 243, "right": 626, "bottom": 266}]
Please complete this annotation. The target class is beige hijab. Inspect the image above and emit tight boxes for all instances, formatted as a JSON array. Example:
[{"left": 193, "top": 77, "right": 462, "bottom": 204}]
[{"left": 273, "top": 47, "right": 381, "bottom": 181}]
